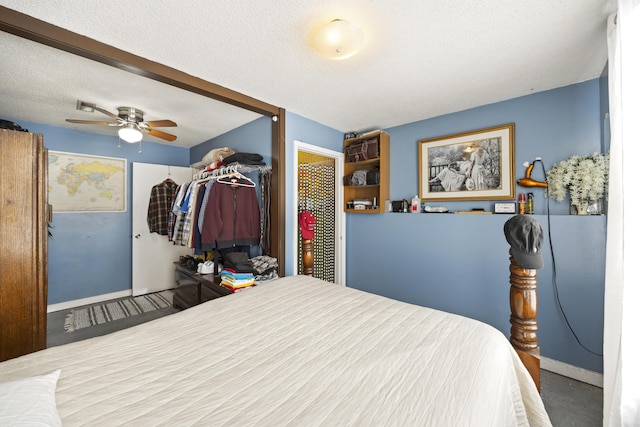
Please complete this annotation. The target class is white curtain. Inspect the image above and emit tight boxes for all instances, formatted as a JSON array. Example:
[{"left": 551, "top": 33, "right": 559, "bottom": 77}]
[{"left": 604, "top": 1, "right": 640, "bottom": 426}]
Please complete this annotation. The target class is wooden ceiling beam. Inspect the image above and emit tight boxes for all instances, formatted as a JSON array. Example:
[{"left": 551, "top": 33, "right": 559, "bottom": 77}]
[{"left": 0, "top": 6, "right": 281, "bottom": 117}]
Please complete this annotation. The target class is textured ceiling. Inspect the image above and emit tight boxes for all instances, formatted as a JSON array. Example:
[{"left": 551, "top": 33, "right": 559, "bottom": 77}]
[{"left": 0, "top": 0, "right": 616, "bottom": 148}]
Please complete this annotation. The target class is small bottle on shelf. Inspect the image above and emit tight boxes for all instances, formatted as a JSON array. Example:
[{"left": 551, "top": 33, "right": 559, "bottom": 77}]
[
  {"left": 411, "top": 195, "right": 421, "bottom": 213},
  {"left": 526, "top": 193, "right": 534, "bottom": 214},
  {"left": 518, "top": 193, "right": 526, "bottom": 214},
  {"left": 518, "top": 193, "right": 527, "bottom": 215}
]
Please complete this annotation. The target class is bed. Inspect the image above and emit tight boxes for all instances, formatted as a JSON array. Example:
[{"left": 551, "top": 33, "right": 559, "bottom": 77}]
[{"left": 0, "top": 275, "right": 550, "bottom": 426}]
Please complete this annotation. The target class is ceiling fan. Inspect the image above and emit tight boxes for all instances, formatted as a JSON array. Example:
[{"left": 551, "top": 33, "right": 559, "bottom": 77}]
[{"left": 66, "top": 105, "right": 177, "bottom": 143}]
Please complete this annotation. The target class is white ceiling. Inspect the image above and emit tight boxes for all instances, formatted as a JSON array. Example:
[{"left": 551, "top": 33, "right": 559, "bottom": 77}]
[{"left": 0, "top": 0, "right": 616, "bottom": 148}]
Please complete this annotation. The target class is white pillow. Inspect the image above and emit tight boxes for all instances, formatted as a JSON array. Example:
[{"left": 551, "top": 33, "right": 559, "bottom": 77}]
[{"left": 0, "top": 369, "right": 62, "bottom": 427}]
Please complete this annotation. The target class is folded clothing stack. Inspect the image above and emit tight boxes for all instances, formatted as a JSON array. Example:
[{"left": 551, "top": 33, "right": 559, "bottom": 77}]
[
  {"left": 223, "top": 152, "right": 265, "bottom": 166},
  {"left": 220, "top": 252, "right": 255, "bottom": 292},
  {"left": 218, "top": 253, "right": 279, "bottom": 290},
  {"left": 201, "top": 147, "right": 234, "bottom": 165},
  {"left": 223, "top": 252, "right": 254, "bottom": 273},
  {"left": 220, "top": 269, "right": 255, "bottom": 292},
  {"left": 249, "top": 255, "right": 279, "bottom": 282}
]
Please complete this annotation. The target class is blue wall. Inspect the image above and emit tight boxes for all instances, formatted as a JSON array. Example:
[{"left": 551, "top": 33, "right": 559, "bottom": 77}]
[
  {"left": 346, "top": 214, "right": 605, "bottom": 373},
  {"left": 1, "top": 118, "right": 190, "bottom": 304},
  {"left": 343, "top": 79, "right": 606, "bottom": 373},
  {"left": 190, "top": 117, "right": 272, "bottom": 166},
  {"left": 386, "top": 80, "right": 602, "bottom": 214}
]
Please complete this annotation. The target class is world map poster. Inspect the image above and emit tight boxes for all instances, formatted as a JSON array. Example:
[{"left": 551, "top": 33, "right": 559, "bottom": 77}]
[{"left": 48, "top": 151, "right": 126, "bottom": 212}]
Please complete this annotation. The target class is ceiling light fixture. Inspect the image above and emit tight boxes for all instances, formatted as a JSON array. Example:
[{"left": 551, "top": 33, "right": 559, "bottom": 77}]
[
  {"left": 312, "top": 19, "right": 365, "bottom": 60},
  {"left": 118, "top": 123, "right": 143, "bottom": 143}
]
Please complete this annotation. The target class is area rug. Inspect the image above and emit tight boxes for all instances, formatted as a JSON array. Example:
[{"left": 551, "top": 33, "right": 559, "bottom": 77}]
[{"left": 64, "top": 290, "right": 174, "bottom": 332}]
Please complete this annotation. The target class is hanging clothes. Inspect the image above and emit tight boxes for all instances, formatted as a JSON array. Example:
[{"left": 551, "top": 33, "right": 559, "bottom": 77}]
[
  {"left": 191, "top": 184, "right": 207, "bottom": 255},
  {"left": 178, "top": 180, "right": 200, "bottom": 247},
  {"left": 197, "top": 179, "right": 217, "bottom": 234},
  {"left": 170, "top": 182, "right": 190, "bottom": 244},
  {"left": 182, "top": 180, "right": 210, "bottom": 248},
  {"left": 160, "top": 164, "right": 271, "bottom": 261},
  {"left": 147, "top": 178, "right": 177, "bottom": 235},
  {"left": 200, "top": 178, "right": 261, "bottom": 251},
  {"left": 167, "top": 184, "right": 182, "bottom": 240}
]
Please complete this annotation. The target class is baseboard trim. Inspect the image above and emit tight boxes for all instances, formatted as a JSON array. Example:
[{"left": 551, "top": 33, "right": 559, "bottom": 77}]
[
  {"left": 47, "top": 290, "right": 132, "bottom": 313},
  {"left": 541, "top": 356, "right": 603, "bottom": 388}
]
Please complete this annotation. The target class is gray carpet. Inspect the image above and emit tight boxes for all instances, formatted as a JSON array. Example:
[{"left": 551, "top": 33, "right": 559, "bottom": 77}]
[
  {"left": 63, "top": 290, "right": 174, "bottom": 332},
  {"left": 47, "top": 300, "right": 602, "bottom": 426},
  {"left": 541, "top": 369, "right": 603, "bottom": 426},
  {"left": 47, "top": 295, "right": 180, "bottom": 348}
]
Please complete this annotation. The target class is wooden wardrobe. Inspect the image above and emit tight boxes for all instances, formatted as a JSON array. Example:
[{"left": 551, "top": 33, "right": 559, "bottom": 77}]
[{"left": 0, "top": 129, "right": 49, "bottom": 361}]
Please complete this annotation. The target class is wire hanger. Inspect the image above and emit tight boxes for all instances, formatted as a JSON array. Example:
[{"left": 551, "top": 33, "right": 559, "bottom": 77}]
[
  {"left": 165, "top": 165, "right": 176, "bottom": 183},
  {"left": 216, "top": 171, "right": 256, "bottom": 188}
]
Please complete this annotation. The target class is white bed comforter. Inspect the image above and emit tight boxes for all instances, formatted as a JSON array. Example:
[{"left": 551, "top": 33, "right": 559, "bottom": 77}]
[{"left": 0, "top": 276, "right": 550, "bottom": 426}]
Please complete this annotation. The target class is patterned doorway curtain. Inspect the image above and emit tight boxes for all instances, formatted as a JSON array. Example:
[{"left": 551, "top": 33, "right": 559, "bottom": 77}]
[
  {"left": 297, "top": 154, "right": 336, "bottom": 282},
  {"left": 259, "top": 168, "right": 272, "bottom": 255}
]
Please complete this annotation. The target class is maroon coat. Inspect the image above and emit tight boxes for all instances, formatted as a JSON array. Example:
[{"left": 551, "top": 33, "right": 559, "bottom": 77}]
[{"left": 200, "top": 180, "right": 260, "bottom": 250}]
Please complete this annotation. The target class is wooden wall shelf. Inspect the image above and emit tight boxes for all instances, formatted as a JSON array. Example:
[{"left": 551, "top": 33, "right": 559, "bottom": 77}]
[{"left": 343, "top": 131, "right": 390, "bottom": 214}]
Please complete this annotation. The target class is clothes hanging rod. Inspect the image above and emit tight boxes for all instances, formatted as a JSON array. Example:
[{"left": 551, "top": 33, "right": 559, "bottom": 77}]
[{"left": 193, "top": 163, "right": 272, "bottom": 180}]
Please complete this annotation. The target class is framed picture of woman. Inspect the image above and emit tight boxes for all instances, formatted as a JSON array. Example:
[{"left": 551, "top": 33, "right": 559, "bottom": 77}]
[{"left": 418, "top": 124, "right": 515, "bottom": 201}]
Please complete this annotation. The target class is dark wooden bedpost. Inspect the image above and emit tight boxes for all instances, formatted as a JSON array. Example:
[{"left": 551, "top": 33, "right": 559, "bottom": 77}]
[
  {"left": 302, "top": 239, "right": 314, "bottom": 276},
  {"left": 508, "top": 249, "right": 540, "bottom": 392}
]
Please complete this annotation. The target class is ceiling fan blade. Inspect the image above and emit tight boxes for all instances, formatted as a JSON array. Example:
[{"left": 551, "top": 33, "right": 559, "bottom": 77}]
[
  {"left": 65, "top": 119, "right": 119, "bottom": 126},
  {"left": 93, "top": 106, "right": 120, "bottom": 120},
  {"left": 144, "top": 119, "right": 177, "bottom": 127},
  {"left": 146, "top": 128, "right": 177, "bottom": 142}
]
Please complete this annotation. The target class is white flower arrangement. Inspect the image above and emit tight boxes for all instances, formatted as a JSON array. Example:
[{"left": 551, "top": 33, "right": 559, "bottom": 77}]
[{"left": 546, "top": 152, "right": 609, "bottom": 207}]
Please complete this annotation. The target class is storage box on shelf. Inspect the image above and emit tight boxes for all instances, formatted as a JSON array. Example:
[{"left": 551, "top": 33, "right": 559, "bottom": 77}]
[{"left": 343, "top": 131, "right": 389, "bottom": 214}]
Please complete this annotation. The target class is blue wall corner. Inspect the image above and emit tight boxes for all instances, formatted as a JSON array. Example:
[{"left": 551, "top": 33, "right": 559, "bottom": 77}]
[
  {"left": 339, "top": 79, "right": 606, "bottom": 373},
  {"left": 190, "top": 116, "right": 272, "bottom": 166}
]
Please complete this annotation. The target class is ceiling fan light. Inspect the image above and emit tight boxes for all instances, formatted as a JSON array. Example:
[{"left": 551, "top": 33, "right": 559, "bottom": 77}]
[
  {"left": 118, "top": 124, "right": 143, "bottom": 143},
  {"left": 312, "top": 19, "right": 365, "bottom": 60}
]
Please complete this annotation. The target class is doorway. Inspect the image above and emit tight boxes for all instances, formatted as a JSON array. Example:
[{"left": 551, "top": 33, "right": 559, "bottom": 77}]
[{"left": 293, "top": 141, "right": 345, "bottom": 285}]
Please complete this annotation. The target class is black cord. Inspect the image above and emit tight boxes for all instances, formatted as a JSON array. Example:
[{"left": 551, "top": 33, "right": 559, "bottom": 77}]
[{"left": 539, "top": 160, "right": 603, "bottom": 357}]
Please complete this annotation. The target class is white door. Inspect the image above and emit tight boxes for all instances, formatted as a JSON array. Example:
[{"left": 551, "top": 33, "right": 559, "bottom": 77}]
[{"left": 132, "top": 162, "right": 194, "bottom": 296}]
